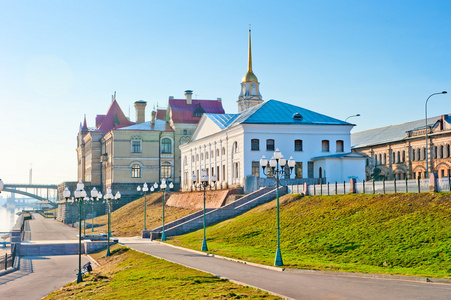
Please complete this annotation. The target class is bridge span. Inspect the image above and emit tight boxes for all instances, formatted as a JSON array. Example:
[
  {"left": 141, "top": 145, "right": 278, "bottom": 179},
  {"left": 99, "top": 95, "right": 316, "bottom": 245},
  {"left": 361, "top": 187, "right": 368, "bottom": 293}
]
[{"left": 3, "top": 184, "right": 58, "bottom": 202}]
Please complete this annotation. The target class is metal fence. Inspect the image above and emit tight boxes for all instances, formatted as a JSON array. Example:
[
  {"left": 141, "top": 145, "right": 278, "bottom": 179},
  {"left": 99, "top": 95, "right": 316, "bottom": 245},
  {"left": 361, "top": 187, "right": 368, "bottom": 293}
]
[
  {"left": 288, "top": 177, "right": 451, "bottom": 196},
  {"left": 0, "top": 244, "right": 17, "bottom": 272}
]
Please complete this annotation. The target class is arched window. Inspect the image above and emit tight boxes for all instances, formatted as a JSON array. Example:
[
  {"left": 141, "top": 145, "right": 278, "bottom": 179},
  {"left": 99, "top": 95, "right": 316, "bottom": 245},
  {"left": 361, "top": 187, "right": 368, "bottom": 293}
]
[
  {"left": 295, "top": 140, "right": 303, "bottom": 151},
  {"left": 232, "top": 141, "right": 238, "bottom": 153},
  {"left": 196, "top": 154, "right": 199, "bottom": 161},
  {"left": 319, "top": 167, "right": 322, "bottom": 178},
  {"left": 161, "top": 138, "right": 172, "bottom": 154},
  {"left": 412, "top": 149, "right": 416, "bottom": 161},
  {"left": 447, "top": 144, "right": 451, "bottom": 158},
  {"left": 251, "top": 139, "right": 259, "bottom": 151},
  {"left": 222, "top": 147, "right": 226, "bottom": 155},
  {"left": 161, "top": 162, "right": 172, "bottom": 178},
  {"left": 201, "top": 153, "right": 204, "bottom": 160},
  {"left": 131, "top": 164, "right": 141, "bottom": 178},
  {"left": 206, "top": 152, "right": 209, "bottom": 159},
  {"left": 216, "top": 149, "right": 220, "bottom": 156},
  {"left": 336, "top": 140, "right": 344, "bottom": 152},
  {"left": 440, "top": 145, "right": 444, "bottom": 158},
  {"left": 321, "top": 140, "right": 329, "bottom": 152},
  {"left": 397, "top": 151, "right": 401, "bottom": 163},
  {"left": 423, "top": 148, "right": 426, "bottom": 160},
  {"left": 266, "top": 139, "right": 275, "bottom": 151},
  {"left": 183, "top": 129, "right": 188, "bottom": 135},
  {"left": 379, "top": 154, "right": 382, "bottom": 165},
  {"left": 131, "top": 136, "right": 142, "bottom": 153},
  {"left": 434, "top": 146, "right": 438, "bottom": 159},
  {"left": 417, "top": 148, "right": 421, "bottom": 160},
  {"left": 402, "top": 150, "right": 405, "bottom": 162}
]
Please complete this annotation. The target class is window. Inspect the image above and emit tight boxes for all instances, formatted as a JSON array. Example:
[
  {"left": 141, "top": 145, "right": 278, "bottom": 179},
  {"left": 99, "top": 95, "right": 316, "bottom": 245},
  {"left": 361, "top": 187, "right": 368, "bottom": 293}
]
[
  {"left": 397, "top": 151, "right": 401, "bottom": 163},
  {"left": 294, "top": 140, "right": 303, "bottom": 151},
  {"left": 183, "top": 129, "right": 188, "bottom": 135},
  {"left": 222, "top": 147, "right": 226, "bottom": 155},
  {"left": 440, "top": 145, "right": 444, "bottom": 158},
  {"left": 383, "top": 153, "right": 387, "bottom": 164},
  {"left": 192, "top": 155, "right": 194, "bottom": 162},
  {"left": 295, "top": 162, "right": 303, "bottom": 178},
  {"left": 216, "top": 149, "right": 220, "bottom": 156},
  {"left": 161, "top": 138, "right": 172, "bottom": 154},
  {"left": 196, "top": 154, "right": 199, "bottom": 161},
  {"left": 336, "top": 140, "right": 344, "bottom": 152},
  {"left": 441, "top": 169, "right": 445, "bottom": 178},
  {"left": 266, "top": 139, "right": 275, "bottom": 151},
  {"left": 161, "top": 162, "right": 172, "bottom": 178},
  {"left": 402, "top": 151, "right": 405, "bottom": 162},
  {"left": 206, "top": 152, "right": 209, "bottom": 159},
  {"left": 322, "top": 140, "right": 329, "bottom": 152},
  {"left": 131, "top": 136, "right": 142, "bottom": 153},
  {"left": 434, "top": 146, "right": 438, "bottom": 159},
  {"left": 252, "top": 161, "right": 260, "bottom": 176},
  {"left": 412, "top": 149, "right": 416, "bottom": 161},
  {"left": 319, "top": 167, "right": 323, "bottom": 178},
  {"left": 201, "top": 153, "right": 203, "bottom": 160},
  {"left": 234, "top": 162, "right": 239, "bottom": 178},
  {"left": 183, "top": 156, "right": 187, "bottom": 165},
  {"left": 251, "top": 139, "right": 259, "bottom": 151},
  {"left": 417, "top": 149, "right": 421, "bottom": 160},
  {"left": 308, "top": 161, "right": 314, "bottom": 178},
  {"left": 448, "top": 144, "right": 450, "bottom": 158},
  {"left": 232, "top": 142, "right": 238, "bottom": 153},
  {"left": 132, "top": 164, "right": 141, "bottom": 178}
]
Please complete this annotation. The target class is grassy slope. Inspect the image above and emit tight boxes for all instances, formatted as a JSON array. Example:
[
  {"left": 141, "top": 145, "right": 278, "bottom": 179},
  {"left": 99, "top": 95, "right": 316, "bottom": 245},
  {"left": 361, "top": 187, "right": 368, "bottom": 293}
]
[
  {"left": 90, "top": 193, "right": 197, "bottom": 237},
  {"left": 168, "top": 193, "right": 451, "bottom": 278},
  {"left": 45, "top": 245, "right": 280, "bottom": 300}
]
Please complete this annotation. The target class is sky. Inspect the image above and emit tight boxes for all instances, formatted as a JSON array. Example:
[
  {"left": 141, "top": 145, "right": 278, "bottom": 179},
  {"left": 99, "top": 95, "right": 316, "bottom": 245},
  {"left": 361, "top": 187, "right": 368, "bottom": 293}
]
[{"left": 1, "top": 0, "right": 451, "bottom": 186}]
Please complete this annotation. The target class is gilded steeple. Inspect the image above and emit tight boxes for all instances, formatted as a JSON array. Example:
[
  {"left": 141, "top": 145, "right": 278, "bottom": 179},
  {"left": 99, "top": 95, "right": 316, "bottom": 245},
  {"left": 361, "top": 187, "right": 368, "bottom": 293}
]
[
  {"left": 242, "top": 29, "right": 258, "bottom": 83},
  {"left": 238, "top": 28, "right": 263, "bottom": 112}
]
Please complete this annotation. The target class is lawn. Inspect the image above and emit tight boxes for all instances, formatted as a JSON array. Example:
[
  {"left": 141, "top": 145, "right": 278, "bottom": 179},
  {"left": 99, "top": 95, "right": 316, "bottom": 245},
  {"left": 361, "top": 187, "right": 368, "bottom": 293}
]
[
  {"left": 167, "top": 193, "right": 451, "bottom": 278},
  {"left": 44, "top": 244, "right": 281, "bottom": 300}
]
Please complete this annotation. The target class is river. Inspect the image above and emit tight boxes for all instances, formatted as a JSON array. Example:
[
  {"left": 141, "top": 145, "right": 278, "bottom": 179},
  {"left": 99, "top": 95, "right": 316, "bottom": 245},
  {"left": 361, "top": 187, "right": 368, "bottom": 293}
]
[{"left": 0, "top": 206, "right": 31, "bottom": 232}]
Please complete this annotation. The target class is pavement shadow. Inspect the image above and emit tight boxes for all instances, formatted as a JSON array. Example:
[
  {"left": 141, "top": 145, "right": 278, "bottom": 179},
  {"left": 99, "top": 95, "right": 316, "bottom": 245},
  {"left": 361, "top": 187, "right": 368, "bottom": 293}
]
[{"left": 0, "top": 257, "right": 33, "bottom": 285}]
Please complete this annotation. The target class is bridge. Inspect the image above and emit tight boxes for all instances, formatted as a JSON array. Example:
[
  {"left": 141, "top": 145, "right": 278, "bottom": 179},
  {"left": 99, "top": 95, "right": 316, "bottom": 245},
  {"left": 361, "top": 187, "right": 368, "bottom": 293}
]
[{"left": 3, "top": 184, "right": 58, "bottom": 202}]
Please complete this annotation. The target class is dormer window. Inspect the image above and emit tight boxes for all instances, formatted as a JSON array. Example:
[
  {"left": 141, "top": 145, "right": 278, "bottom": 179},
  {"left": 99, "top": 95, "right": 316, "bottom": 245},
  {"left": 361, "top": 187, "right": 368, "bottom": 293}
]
[
  {"left": 193, "top": 104, "right": 205, "bottom": 118},
  {"left": 293, "top": 113, "right": 303, "bottom": 120}
]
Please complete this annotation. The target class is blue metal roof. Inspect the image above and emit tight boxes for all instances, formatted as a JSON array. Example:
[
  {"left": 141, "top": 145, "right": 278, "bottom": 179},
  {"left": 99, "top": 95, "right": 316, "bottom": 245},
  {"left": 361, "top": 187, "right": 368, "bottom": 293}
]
[
  {"left": 205, "top": 99, "right": 351, "bottom": 129},
  {"left": 311, "top": 152, "right": 366, "bottom": 160}
]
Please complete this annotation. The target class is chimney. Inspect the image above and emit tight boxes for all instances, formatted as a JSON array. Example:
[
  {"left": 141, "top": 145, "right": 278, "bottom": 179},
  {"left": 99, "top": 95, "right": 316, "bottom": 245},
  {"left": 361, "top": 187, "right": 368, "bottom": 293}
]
[
  {"left": 151, "top": 110, "right": 156, "bottom": 125},
  {"left": 185, "top": 90, "right": 193, "bottom": 104},
  {"left": 217, "top": 97, "right": 222, "bottom": 102},
  {"left": 134, "top": 100, "right": 147, "bottom": 124},
  {"left": 169, "top": 96, "right": 174, "bottom": 100}
]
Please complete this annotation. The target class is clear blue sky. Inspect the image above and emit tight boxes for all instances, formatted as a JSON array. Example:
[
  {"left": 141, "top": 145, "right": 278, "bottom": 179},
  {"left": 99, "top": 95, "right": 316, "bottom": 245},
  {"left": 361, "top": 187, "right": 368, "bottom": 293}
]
[{"left": 1, "top": 0, "right": 450, "bottom": 185}]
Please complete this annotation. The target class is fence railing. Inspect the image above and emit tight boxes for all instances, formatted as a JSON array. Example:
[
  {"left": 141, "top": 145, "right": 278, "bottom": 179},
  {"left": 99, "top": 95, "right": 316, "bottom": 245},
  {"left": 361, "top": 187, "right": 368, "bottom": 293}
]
[
  {"left": 288, "top": 177, "right": 451, "bottom": 196},
  {"left": 0, "top": 244, "right": 17, "bottom": 272}
]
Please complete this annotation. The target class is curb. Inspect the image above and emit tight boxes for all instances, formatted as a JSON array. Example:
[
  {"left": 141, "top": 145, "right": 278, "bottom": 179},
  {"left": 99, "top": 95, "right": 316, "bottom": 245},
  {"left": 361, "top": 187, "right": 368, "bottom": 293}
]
[{"left": 156, "top": 240, "right": 451, "bottom": 285}]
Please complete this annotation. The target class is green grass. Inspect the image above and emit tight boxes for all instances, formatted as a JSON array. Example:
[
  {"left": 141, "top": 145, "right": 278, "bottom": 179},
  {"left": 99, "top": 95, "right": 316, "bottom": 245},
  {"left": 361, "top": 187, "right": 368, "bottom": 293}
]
[
  {"left": 44, "top": 245, "right": 280, "bottom": 300},
  {"left": 168, "top": 193, "right": 451, "bottom": 278}
]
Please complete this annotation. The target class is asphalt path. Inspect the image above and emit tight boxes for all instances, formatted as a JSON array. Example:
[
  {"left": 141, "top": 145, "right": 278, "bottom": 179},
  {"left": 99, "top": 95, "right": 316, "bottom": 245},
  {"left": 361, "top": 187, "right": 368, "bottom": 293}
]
[
  {"left": 121, "top": 238, "right": 451, "bottom": 300},
  {"left": 24, "top": 213, "right": 78, "bottom": 241}
]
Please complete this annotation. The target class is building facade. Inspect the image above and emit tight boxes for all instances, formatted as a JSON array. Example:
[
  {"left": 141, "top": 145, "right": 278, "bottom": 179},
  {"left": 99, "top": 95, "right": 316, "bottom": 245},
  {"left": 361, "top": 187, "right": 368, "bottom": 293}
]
[
  {"left": 351, "top": 115, "right": 451, "bottom": 180},
  {"left": 76, "top": 91, "right": 224, "bottom": 196}
]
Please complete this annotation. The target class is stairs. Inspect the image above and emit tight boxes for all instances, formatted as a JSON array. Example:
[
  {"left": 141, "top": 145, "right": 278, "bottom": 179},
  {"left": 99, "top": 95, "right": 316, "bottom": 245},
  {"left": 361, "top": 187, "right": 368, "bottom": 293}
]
[{"left": 149, "top": 186, "right": 287, "bottom": 239}]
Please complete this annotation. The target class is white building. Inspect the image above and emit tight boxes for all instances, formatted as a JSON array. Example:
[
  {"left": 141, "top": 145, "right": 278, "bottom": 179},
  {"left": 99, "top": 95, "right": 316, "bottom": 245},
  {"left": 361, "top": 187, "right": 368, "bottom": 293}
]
[{"left": 179, "top": 30, "right": 366, "bottom": 191}]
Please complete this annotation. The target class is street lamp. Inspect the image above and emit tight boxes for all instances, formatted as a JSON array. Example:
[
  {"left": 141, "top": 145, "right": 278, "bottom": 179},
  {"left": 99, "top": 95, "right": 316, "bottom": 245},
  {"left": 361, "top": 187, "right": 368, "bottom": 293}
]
[
  {"left": 74, "top": 180, "right": 87, "bottom": 283},
  {"left": 137, "top": 183, "right": 149, "bottom": 231},
  {"left": 160, "top": 179, "right": 174, "bottom": 242},
  {"left": 90, "top": 187, "right": 98, "bottom": 233},
  {"left": 425, "top": 91, "right": 447, "bottom": 178},
  {"left": 345, "top": 114, "right": 361, "bottom": 122},
  {"left": 63, "top": 187, "right": 71, "bottom": 225},
  {"left": 260, "top": 149, "right": 295, "bottom": 266},
  {"left": 192, "top": 170, "right": 217, "bottom": 251},
  {"left": 104, "top": 187, "right": 121, "bottom": 257}
]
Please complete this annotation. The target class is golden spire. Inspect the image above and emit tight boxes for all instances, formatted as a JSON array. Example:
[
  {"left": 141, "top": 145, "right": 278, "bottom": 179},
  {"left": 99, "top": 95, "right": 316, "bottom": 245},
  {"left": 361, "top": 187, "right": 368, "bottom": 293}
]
[{"left": 242, "top": 27, "right": 258, "bottom": 83}]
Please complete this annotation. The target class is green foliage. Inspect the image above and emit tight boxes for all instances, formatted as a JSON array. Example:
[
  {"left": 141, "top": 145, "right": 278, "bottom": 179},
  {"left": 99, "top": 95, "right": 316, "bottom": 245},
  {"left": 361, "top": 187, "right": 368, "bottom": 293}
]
[{"left": 170, "top": 193, "right": 451, "bottom": 278}]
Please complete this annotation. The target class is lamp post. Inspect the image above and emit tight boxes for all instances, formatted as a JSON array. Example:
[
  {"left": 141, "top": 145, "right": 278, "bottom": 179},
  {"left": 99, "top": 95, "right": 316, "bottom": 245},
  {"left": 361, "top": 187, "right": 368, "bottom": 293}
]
[
  {"left": 160, "top": 179, "right": 174, "bottom": 242},
  {"left": 425, "top": 91, "right": 447, "bottom": 178},
  {"left": 345, "top": 114, "right": 361, "bottom": 122},
  {"left": 83, "top": 196, "right": 89, "bottom": 236},
  {"left": 63, "top": 187, "right": 71, "bottom": 225},
  {"left": 74, "top": 180, "right": 87, "bottom": 283},
  {"left": 192, "top": 170, "right": 217, "bottom": 251},
  {"left": 260, "top": 149, "right": 295, "bottom": 266},
  {"left": 90, "top": 187, "right": 98, "bottom": 233},
  {"left": 137, "top": 183, "right": 149, "bottom": 231}
]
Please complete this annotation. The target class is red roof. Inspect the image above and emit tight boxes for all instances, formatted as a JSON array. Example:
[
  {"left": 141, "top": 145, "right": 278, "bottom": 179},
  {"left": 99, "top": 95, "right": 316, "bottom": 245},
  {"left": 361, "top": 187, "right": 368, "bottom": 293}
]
[
  {"left": 96, "top": 100, "right": 133, "bottom": 132},
  {"left": 156, "top": 109, "right": 167, "bottom": 120},
  {"left": 169, "top": 99, "right": 225, "bottom": 124}
]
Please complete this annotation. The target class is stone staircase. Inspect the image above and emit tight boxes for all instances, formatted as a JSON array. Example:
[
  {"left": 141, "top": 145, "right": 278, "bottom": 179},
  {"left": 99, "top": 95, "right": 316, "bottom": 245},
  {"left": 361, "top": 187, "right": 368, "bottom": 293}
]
[{"left": 148, "top": 186, "right": 287, "bottom": 239}]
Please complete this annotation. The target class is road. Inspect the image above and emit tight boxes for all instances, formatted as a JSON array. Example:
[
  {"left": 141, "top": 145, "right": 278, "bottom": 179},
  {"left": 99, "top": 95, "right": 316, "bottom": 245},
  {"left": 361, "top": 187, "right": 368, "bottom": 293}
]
[{"left": 121, "top": 238, "right": 451, "bottom": 300}]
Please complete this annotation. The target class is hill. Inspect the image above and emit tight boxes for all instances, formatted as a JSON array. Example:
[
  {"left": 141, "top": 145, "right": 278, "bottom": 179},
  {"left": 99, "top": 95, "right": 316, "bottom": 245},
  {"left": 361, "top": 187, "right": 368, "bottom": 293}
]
[
  {"left": 168, "top": 193, "right": 451, "bottom": 278},
  {"left": 90, "top": 192, "right": 197, "bottom": 237}
]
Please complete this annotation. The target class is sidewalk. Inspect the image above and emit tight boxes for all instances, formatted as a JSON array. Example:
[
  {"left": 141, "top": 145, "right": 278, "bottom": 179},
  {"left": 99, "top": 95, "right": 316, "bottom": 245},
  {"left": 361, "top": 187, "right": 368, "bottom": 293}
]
[
  {"left": 0, "top": 213, "right": 95, "bottom": 300},
  {"left": 119, "top": 237, "right": 451, "bottom": 300}
]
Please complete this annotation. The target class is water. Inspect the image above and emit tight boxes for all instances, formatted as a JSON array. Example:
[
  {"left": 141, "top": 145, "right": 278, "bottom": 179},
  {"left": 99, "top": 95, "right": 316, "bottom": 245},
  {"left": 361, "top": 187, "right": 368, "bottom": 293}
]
[{"left": 0, "top": 206, "right": 31, "bottom": 232}]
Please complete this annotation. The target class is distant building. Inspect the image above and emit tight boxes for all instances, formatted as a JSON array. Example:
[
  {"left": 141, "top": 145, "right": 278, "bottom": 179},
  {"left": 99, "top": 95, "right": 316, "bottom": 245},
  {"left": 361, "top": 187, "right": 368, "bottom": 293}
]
[
  {"left": 76, "top": 92, "right": 224, "bottom": 195},
  {"left": 180, "top": 30, "right": 366, "bottom": 191},
  {"left": 351, "top": 115, "right": 451, "bottom": 180}
]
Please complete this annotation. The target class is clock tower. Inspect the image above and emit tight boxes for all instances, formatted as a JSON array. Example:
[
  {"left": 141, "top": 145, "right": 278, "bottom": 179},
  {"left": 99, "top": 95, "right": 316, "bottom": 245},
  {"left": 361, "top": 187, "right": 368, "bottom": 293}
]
[{"left": 237, "top": 29, "right": 263, "bottom": 112}]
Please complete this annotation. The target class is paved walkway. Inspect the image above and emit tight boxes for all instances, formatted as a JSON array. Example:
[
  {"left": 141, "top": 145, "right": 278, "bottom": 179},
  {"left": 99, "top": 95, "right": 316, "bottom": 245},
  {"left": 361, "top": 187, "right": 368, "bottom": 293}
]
[
  {"left": 120, "top": 237, "right": 451, "bottom": 300},
  {"left": 0, "top": 213, "right": 94, "bottom": 300}
]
